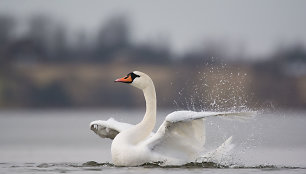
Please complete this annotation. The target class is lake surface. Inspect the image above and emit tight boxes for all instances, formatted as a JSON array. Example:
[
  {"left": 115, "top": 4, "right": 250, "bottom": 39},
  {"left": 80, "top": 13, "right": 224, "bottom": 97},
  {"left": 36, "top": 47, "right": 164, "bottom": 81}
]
[{"left": 0, "top": 109, "right": 306, "bottom": 173}]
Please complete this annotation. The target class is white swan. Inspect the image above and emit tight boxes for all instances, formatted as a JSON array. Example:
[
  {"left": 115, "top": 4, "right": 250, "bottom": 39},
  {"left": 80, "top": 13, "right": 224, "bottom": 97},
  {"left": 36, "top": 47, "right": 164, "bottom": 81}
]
[{"left": 90, "top": 71, "right": 255, "bottom": 166}]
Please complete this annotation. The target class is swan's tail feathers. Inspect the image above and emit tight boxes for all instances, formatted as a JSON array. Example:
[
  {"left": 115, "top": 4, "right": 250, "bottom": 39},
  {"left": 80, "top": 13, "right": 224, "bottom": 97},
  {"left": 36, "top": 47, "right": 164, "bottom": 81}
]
[
  {"left": 199, "top": 136, "right": 235, "bottom": 164},
  {"left": 216, "top": 111, "right": 257, "bottom": 121}
]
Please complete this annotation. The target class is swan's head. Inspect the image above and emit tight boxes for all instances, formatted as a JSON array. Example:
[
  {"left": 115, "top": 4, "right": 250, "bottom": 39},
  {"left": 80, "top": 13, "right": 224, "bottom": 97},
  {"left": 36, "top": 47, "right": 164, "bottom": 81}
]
[{"left": 115, "top": 71, "right": 153, "bottom": 90}]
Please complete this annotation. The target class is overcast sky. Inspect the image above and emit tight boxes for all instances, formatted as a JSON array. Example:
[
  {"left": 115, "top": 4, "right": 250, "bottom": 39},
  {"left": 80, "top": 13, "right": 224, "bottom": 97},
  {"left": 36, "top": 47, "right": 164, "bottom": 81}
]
[{"left": 1, "top": 0, "right": 306, "bottom": 58}]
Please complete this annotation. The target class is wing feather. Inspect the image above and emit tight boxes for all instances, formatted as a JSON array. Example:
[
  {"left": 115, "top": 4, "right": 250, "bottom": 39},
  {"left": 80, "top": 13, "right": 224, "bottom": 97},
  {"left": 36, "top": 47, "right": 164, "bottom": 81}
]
[
  {"left": 145, "top": 110, "right": 255, "bottom": 161},
  {"left": 90, "top": 118, "right": 134, "bottom": 140}
]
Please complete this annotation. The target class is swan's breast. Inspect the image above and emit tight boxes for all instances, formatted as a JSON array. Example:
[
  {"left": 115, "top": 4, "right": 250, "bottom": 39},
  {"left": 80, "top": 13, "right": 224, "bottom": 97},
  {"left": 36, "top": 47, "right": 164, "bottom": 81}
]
[{"left": 111, "top": 133, "right": 151, "bottom": 166}]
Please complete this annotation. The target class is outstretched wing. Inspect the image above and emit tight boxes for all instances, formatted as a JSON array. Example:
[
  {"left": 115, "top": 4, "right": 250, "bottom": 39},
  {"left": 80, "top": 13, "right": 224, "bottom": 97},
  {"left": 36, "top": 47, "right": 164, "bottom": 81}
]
[
  {"left": 145, "top": 110, "right": 255, "bottom": 161},
  {"left": 90, "top": 118, "right": 134, "bottom": 140}
]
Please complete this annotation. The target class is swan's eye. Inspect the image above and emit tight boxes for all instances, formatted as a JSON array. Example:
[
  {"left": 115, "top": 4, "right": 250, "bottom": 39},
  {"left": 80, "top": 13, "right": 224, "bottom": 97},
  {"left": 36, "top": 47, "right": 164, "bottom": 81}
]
[{"left": 130, "top": 72, "right": 140, "bottom": 80}]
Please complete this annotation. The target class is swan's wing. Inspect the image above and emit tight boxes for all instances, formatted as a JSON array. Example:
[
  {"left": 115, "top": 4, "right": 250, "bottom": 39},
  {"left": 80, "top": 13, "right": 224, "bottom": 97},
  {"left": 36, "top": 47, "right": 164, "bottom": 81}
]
[
  {"left": 199, "top": 136, "right": 235, "bottom": 164},
  {"left": 90, "top": 118, "right": 134, "bottom": 140},
  {"left": 145, "top": 110, "right": 256, "bottom": 161}
]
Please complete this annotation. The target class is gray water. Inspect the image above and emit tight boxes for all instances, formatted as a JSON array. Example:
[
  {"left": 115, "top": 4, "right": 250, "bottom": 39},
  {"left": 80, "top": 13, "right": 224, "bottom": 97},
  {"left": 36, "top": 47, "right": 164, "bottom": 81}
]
[{"left": 0, "top": 110, "right": 306, "bottom": 173}]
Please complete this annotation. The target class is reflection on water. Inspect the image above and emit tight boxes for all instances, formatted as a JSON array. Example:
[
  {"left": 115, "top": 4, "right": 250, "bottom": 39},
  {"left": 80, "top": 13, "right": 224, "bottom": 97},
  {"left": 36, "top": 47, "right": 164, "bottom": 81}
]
[{"left": 0, "top": 110, "right": 306, "bottom": 173}]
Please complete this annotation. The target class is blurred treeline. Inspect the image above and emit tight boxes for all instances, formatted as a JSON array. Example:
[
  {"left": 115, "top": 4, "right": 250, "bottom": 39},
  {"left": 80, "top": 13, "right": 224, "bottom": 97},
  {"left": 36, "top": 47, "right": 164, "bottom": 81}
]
[{"left": 0, "top": 14, "right": 306, "bottom": 110}]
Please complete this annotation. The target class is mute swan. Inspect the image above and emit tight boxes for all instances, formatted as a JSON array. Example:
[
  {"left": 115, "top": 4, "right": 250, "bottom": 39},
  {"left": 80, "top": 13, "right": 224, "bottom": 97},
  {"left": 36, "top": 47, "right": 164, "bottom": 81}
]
[{"left": 90, "top": 71, "right": 254, "bottom": 166}]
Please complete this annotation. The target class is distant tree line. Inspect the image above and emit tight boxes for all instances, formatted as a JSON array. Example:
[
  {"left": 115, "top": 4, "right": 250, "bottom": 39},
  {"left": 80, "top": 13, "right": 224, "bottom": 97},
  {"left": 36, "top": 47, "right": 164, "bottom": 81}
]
[
  {"left": 0, "top": 14, "right": 172, "bottom": 65},
  {"left": 1, "top": 14, "right": 306, "bottom": 65},
  {"left": 0, "top": 14, "right": 306, "bottom": 109}
]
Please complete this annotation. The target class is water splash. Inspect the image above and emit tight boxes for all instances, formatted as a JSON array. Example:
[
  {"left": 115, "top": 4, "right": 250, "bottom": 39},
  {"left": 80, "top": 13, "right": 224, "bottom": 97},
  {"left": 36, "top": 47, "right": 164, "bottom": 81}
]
[
  {"left": 172, "top": 62, "right": 264, "bottom": 167},
  {"left": 174, "top": 62, "right": 253, "bottom": 113},
  {"left": 2, "top": 161, "right": 304, "bottom": 174},
  {"left": 30, "top": 161, "right": 306, "bottom": 169}
]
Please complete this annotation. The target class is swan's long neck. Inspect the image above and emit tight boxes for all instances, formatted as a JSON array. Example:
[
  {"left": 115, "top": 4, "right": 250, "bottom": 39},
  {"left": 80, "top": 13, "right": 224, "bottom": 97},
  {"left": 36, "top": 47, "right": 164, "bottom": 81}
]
[
  {"left": 142, "top": 83, "right": 156, "bottom": 130},
  {"left": 128, "top": 81, "right": 156, "bottom": 144}
]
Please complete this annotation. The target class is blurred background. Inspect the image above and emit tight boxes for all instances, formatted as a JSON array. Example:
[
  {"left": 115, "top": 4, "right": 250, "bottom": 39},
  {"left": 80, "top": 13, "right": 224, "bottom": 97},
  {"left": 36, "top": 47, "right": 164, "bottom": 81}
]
[
  {"left": 1, "top": 1, "right": 306, "bottom": 169},
  {"left": 0, "top": 0, "right": 306, "bottom": 111}
]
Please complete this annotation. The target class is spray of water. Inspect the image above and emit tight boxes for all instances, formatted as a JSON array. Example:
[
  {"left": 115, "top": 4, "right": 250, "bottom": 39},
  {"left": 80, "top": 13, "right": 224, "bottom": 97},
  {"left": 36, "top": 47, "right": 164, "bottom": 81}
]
[
  {"left": 173, "top": 62, "right": 254, "bottom": 113},
  {"left": 172, "top": 61, "right": 263, "bottom": 167}
]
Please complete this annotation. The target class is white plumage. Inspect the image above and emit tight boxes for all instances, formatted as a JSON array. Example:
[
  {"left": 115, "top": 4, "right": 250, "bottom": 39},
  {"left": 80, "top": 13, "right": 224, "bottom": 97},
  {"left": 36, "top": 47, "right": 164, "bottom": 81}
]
[{"left": 90, "top": 71, "right": 255, "bottom": 166}]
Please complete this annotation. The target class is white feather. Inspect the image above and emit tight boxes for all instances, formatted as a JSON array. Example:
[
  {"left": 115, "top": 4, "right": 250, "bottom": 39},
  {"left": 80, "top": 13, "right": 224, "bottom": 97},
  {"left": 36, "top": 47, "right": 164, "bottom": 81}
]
[{"left": 89, "top": 71, "right": 256, "bottom": 166}]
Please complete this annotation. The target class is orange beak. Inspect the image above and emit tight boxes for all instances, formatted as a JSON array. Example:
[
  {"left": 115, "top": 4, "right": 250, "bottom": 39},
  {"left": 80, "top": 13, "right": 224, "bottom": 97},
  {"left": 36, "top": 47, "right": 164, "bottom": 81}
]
[{"left": 115, "top": 75, "right": 133, "bottom": 83}]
